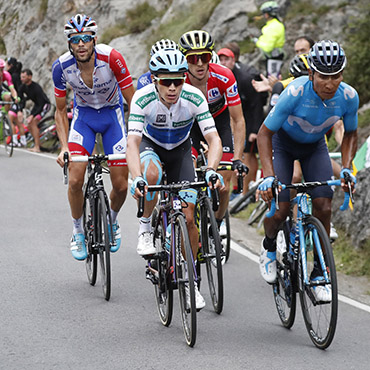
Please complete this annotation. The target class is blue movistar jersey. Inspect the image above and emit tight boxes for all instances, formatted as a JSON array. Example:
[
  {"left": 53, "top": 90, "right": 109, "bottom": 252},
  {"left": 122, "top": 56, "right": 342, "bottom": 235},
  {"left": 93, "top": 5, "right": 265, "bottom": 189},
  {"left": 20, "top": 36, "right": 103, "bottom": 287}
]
[
  {"left": 137, "top": 71, "right": 152, "bottom": 90},
  {"left": 264, "top": 76, "right": 359, "bottom": 144}
]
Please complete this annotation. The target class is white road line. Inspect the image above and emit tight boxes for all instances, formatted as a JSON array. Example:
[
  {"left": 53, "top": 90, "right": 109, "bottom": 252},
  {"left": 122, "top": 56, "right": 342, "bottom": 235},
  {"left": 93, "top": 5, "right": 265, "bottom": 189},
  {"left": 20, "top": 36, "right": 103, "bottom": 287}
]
[{"left": 231, "top": 240, "right": 370, "bottom": 314}]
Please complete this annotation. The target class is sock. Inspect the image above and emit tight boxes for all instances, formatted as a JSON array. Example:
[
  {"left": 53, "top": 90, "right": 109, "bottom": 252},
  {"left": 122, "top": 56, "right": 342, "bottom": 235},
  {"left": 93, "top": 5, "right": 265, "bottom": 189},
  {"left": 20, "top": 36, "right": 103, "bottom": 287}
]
[
  {"left": 20, "top": 135, "right": 26, "bottom": 145},
  {"left": 138, "top": 216, "right": 152, "bottom": 235},
  {"left": 110, "top": 209, "right": 118, "bottom": 224},
  {"left": 72, "top": 216, "right": 84, "bottom": 234},
  {"left": 13, "top": 134, "right": 18, "bottom": 143},
  {"left": 263, "top": 235, "right": 276, "bottom": 252}
]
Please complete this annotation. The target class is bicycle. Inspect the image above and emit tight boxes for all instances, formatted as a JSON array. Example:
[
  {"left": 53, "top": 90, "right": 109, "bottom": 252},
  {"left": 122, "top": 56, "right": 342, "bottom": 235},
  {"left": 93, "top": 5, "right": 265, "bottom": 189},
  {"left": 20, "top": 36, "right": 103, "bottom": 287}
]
[
  {"left": 138, "top": 174, "right": 219, "bottom": 347},
  {"left": 267, "top": 177, "right": 352, "bottom": 349},
  {"left": 0, "top": 101, "right": 14, "bottom": 157},
  {"left": 63, "top": 152, "right": 125, "bottom": 301}
]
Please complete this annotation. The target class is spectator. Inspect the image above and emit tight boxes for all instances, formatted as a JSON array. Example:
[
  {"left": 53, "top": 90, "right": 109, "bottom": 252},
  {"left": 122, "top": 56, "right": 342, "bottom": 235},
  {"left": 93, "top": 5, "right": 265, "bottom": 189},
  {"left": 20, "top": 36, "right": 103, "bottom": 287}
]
[{"left": 19, "top": 69, "right": 51, "bottom": 152}]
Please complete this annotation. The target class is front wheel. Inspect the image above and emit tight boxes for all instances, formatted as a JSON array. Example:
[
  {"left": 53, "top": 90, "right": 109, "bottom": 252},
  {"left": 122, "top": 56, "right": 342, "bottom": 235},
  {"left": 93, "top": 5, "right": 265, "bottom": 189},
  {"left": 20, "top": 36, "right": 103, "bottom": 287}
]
[
  {"left": 299, "top": 216, "right": 338, "bottom": 349},
  {"left": 2, "top": 115, "right": 14, "bottom": 157},
  {"left": 84, "top": 190, "right": 97, "bottom": 286},
  {"left": 221, "top": 209, "right": 231, "bottom": 263},
  {"left": 174, "top": 214, "right": 197, "bottom": 347}
]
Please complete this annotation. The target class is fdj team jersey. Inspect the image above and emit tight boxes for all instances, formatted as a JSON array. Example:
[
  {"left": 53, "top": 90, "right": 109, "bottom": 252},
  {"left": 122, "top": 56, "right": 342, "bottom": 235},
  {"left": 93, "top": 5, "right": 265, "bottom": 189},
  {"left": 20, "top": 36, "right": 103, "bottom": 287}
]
[
  {"left": 185, "top": 63, "right": 241, "bottom": 117},
  {"left": 52, "top": 44, "right": 133, "bottom": 109},
  {"left": 127, "top": 83, "right": 216, "bottom": 150},
  {"left": 264, "top": 76, "right": 359, "bottom": 143}
]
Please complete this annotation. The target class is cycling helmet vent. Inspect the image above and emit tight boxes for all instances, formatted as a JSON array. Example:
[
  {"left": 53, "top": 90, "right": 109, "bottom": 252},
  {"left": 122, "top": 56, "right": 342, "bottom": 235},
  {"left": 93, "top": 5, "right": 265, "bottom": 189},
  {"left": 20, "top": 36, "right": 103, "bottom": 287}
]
[
  {"left": 149, "top": 49, "right": 188, "bottom": 74},
  {"left": 308, "top": 40, "right": 347, "bottom": 75},
  {"left": 260, "top": 1, "right": 279, "bottom": 17},
  {"left": 150, "top": 39, "right": 178, "bottom": 56},
  {"left": 64, "top": 14, "right": 98, "bottom": 38},
  {"left": 178, "top": 30, "right": 214, "bottom": 54},
  {"left": 289, "top": 53, "right": 310, "bottom": 78}
]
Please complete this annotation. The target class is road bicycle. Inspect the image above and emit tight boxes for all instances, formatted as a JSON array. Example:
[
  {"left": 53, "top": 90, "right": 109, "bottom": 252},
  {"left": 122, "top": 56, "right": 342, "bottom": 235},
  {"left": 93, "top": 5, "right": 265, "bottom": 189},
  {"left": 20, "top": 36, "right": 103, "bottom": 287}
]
[
  {"left": 63, "top": 152, "right": 125, "bottom": 301},
  {"left": 0, "top": 101, "right": 14, "bottom": 157},
  {"left": 138, "top": 174, "right": 219, "bottom": 347},
  {"left": 267, "top": 176, "right": 353, "bottom": 349}
]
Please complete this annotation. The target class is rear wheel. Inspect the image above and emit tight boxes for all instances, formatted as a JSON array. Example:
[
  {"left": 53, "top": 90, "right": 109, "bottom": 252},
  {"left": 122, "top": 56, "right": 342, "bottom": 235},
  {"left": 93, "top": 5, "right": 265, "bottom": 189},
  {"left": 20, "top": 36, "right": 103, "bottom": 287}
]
[
  {"left": 248, "top": 200, "right": 268, "bottom": 226},
  {"left": 229, "top": 184, "right": 257, "bottom": 215},
  {"left": 273, "top": 221, "right": 296, "bottom": 328},
  {"left": 200, "top": 197, "right": 224, "bottom": 314},
  {"left": 96, "top": 191, "right": 111, "bottom": 301},
  {"left": 175, "top": 214, "right": 197, "bottom": 347},
  {"left": 2, "top": 115, "right": 14, "bottom": 157},
  {"left": 84, "top": 191, "right": 97, "bottom": 286},
  {"left": 221, "top": 210, "right": 231, "bottom": 263},
  {"left": 298, "top": 216, "right": 338, "bottom": 349},
  {"left": 152, "top": 206, "right": 173, "bottom": 326}
]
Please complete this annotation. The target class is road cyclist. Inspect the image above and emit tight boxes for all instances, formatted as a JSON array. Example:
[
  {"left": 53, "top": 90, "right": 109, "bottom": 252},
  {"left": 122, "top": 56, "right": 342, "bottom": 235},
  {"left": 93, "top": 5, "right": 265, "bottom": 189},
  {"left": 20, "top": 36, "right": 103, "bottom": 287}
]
[
  {"left": 126, "top": 48, "right": 224, "bottom": 310},
  {"left": 53, "top": 13, "right": 135, "bottom": 261}
]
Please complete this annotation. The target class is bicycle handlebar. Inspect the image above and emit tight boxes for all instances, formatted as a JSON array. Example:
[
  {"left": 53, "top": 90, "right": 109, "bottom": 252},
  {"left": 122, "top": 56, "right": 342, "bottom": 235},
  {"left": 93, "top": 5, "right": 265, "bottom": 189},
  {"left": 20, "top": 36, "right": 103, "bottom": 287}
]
[{"left": 265, "top": 179, "right": 351, "bottom": 218}]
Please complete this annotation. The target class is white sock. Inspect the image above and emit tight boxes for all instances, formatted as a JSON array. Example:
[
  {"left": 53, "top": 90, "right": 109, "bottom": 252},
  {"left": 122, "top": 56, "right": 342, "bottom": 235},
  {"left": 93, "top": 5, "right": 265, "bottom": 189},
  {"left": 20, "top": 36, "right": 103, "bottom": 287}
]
[
  {"left": 110, "top": 209, "right": 118, "bottom": 224},
  {"left": 138, "top": 216, "right": 151, "bottom": 235},
  {"left": 72, "top": 216, "right": 84, "bottom": 234},
  {"left": 20, "top": 135, "right": 26, "bottom": 146},
  {"left": 13, "top": 134, "right": 19, "bottom": 143}
]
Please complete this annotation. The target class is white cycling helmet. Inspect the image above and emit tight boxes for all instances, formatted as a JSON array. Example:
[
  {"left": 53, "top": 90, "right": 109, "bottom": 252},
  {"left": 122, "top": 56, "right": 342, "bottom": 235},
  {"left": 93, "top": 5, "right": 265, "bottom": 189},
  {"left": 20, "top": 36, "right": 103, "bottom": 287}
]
[
  {"left": 150, "top": 39, "right": 178, "bottom": 56},
  {"left": 64, "top": 14, "right": 98, "bottom": 38}
]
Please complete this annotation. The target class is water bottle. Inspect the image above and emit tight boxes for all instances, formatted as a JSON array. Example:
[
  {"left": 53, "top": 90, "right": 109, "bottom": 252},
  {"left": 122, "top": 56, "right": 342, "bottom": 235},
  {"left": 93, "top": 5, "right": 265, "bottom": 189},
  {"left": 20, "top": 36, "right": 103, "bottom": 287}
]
[{"left": 165, "top": 224, "right": 171, "bottom": 252}]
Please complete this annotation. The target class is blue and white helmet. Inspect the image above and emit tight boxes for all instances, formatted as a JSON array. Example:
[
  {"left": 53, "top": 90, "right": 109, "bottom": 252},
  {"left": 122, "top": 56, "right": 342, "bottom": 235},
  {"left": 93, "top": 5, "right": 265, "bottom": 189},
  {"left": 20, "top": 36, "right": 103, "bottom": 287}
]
[
  {"left": 150, "top": 39, "right": 178, "bottom": 56},
  {"left": 308, "top": 40, "right": 347, "bottom": 75},
  {"left": 149, "top": 49, "right": 188, "bottom": 75},
  {"left": 64, "top": 14, "right": 98, "bottom": 38}
]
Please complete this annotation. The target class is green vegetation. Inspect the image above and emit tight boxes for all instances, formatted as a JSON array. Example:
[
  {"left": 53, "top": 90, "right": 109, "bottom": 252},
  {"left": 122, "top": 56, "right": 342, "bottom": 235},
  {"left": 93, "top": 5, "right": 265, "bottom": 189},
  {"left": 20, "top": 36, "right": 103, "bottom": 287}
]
[
  {"left": 358, "top": 108, "right": 370, "bottom": 129},
  {"left": 0, "top": 36, "right": 6, "bottom": 54},
  {"left": 238, "top": 38, "right": 256, "bottom": 55},
  {"left": 333, "top": 229, "right": 370, "bottom": 277},
  {"left": 344, "top": 0, "right": 370, "bottom": 106},
  {"left": 38, "top": 0, "right": 48, "bottom": 22}
]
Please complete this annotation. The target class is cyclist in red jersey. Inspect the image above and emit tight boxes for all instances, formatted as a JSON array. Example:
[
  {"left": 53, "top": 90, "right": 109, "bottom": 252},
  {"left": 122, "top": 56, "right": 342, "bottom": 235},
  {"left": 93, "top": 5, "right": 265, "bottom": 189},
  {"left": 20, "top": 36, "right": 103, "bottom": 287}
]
[{"left": 178, "top": 30, "right": 247, "bottom": 228}]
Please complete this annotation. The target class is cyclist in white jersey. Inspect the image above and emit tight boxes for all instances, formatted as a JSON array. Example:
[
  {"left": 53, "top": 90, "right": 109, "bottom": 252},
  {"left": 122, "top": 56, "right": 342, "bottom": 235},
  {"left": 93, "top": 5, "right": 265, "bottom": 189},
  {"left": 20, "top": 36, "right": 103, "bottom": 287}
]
[
  {"left": 53, "top": 14, "right": 135, "bottom": 260},
  {"left": 126, "top": 49, "right": 223, "bottom": 309}
]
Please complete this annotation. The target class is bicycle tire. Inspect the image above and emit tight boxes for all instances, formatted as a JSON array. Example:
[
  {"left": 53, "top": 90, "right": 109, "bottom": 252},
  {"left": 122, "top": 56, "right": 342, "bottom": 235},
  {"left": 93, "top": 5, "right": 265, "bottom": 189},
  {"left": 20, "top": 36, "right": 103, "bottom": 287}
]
[
  {"left": 38, "top": 116, "right": 59, "bottom": 152},
  {"left": 96, "top": 191, "right": 111, "bottom": 301},
  {"left": 222, "top": 209, "right": 231, "bottom": 263},
  {"left": 84, "top": 188, "right": 97, "bottom": 286},
  {"left": 229, "top": 184, "right": 257, "bottom": 215},
  {"left": 200, "top": 196, "right": 224, "bottom": 314},
  {"left": 273, "top": 221, "right": 297, "bottom": 328},
  {"left": 2, "top": 115, "right": 14, "bottom": 157},
  {"left": 174, "top": 214, "right": 197, "bottom": 347},
  {"left": 298, "top": 216, "right": 338, "bottom": 349},
  {"left": 152, "top": 206, "right": 173, "bottom": 327},
  {"left": 248, "top": 201, "right": 268, "bottom": 226}
]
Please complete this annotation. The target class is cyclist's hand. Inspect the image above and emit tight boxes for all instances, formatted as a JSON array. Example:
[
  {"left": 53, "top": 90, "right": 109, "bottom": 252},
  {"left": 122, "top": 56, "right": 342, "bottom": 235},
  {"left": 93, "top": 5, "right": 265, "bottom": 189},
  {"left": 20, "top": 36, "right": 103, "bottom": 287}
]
[
  {"left": 232, "top": 159, "right": 249, "bottom": 177},
  {"left": 131, "top": 176, "right": 148, "bottom": 200},
  {"left": 340, "top": 168, "right": 356, "bottom": 194},
  {"left": 57, "top": 149, "right": 70, "bottom": 168},
  {"left": 205, "top": 169, "right": 224, "bottom": 190},
  {"left": 256, "top": 176, "right": 276, "bottom": 202}
]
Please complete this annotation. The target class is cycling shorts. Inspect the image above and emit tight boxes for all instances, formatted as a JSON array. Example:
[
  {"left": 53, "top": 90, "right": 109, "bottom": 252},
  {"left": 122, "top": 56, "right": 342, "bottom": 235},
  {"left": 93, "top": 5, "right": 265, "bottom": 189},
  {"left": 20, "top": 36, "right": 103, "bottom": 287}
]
[
  {"left": 191, "top": 108, "right": 234, "bottom": 164},
  {"left": 272, "top": 129, "right": 333, "bottom": 202},
  {"left": 68, "top": 104, "right": 127, "bottom": 167},
  {"left": 244, "top": 138, "right": 258, "bottom": 153},
  {"left": 34, "top": 103, "right": 51, "bottom": 121}
]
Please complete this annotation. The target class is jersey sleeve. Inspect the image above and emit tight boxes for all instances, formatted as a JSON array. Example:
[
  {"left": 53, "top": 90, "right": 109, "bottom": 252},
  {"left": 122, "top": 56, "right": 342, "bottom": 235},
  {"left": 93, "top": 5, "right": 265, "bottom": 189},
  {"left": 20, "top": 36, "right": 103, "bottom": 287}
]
[
  {"left": 3, "top": 71, "right": 14, "bottom": 89},
  {"left": 342, "top": 84, "right": 359, "bottom": 132},
  {"left": 223, "top": 67, "right": 241, "bottom": 107},
  {"left": 108, "top": 48, "right": 133, "bottom": 91},
  {"left": 194, "top": 96, "right": 217, "bottom": 137},
  {"left": 52, "top": 59, "right": 67, "bottom": 98},
  {"left": 127, "top": 91, "right": 145, "bottom": 137}
]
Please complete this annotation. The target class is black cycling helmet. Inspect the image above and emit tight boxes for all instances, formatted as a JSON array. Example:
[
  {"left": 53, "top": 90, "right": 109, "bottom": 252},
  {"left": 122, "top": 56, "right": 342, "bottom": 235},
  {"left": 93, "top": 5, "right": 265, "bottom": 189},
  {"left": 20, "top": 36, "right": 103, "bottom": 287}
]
[
  {"left": 178, "top": 30, "right": 214, "bottom": 54},
  {"left": 308, "top": 40, "right": 347, "bottom": 75},
  {"left": 289, "top": 53, "right": 310, "bottom": 78}
]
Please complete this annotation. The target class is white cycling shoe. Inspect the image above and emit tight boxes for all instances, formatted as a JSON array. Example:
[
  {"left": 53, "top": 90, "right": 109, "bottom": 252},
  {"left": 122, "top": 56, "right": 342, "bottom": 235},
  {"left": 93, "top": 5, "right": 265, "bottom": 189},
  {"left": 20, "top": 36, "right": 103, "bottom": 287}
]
[
  {"left": 312, "top": 277, "right": 332, "bottom": 302},
  {"left": 259, "top": 241, "right": 277, "bottom": 284},
  {"left": 137, "top": 231, "right": 156, "bottom": 256},
  {"left": 185, "top": 284, "right": 206, "bottom": 310}
]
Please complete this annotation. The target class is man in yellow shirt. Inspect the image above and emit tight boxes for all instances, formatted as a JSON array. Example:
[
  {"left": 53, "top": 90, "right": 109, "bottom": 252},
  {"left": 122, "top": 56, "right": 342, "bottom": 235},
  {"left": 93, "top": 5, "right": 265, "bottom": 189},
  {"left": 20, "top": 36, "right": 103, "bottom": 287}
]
[{"left": 253, "top": 1, "right": 285, "bottom": 77}]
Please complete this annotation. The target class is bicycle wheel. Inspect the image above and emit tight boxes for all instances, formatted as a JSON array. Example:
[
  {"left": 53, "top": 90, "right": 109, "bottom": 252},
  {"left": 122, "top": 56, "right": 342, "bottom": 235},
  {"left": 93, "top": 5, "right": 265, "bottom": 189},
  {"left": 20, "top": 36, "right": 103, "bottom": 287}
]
[
  {"left": 83, "top": 188, "right": 97, "bottom": 286},
  {"left": 152, "top": 206, "right": 173, "bottom": 326},
  {"left": 200, "top": 196, "right": 224, "bottom": 314},
  {"left": 96, "top": 191, "right": 111, "bottom": 301},
  {"left": 248, "top": 200, "right": 268, "bottom": 226},
  {"left": 174, "top": 214, "right": 197, "bottom": 347},
  {"left": 38, "top": 116, "right": 59, "bottom": 152},
  {"left": 221, "top": 209, "right": 231, "bottom": 263},
  {"left": 2, "top": 115, "right": 14, "bottom": 157},
  {"left": 229, "top": 184, "right": 257, "bottom": 215},
  {"left": 298, "top": 216, "right": 338, "bottom": 349},
  {"left": 273, "top": 221, "right": 296, "bottom": 328}
]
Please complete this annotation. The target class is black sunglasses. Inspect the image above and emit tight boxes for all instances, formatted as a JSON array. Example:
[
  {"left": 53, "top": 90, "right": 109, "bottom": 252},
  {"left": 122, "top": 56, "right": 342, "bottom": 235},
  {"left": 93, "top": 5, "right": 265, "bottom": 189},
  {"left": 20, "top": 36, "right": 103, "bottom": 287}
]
[{"left": 154, "top": 77, "right": 186, "bottom": 87}]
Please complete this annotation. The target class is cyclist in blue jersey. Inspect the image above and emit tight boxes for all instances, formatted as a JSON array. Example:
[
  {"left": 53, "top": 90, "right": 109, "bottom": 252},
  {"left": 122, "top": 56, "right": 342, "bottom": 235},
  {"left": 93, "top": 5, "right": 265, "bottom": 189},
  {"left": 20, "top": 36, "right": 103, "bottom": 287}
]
[
  {"left": 53, "top": 14, "right": 135, "bottom": 261},
  {"left": 126, "top": 49, "right": 223, "bottom": 310},
  {"left": 256, "top": 40, "right": 358, "bottom": 300},
  {"left": 136, "top": 39, "right": 178, "bottom": 90}
]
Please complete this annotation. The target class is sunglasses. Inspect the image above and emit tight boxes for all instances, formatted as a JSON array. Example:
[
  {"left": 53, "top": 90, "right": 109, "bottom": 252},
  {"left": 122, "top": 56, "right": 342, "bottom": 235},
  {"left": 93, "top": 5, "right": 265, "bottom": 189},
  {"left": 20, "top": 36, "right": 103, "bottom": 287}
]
[
  {"left": 69, "top": 34, "right": 94, "bottom": 44},
  {"left": 186, "top": 52, "right": 212, "bottom": 65},
  {"left": 153, "top": 77, "right": 185, "bottom": 87}
]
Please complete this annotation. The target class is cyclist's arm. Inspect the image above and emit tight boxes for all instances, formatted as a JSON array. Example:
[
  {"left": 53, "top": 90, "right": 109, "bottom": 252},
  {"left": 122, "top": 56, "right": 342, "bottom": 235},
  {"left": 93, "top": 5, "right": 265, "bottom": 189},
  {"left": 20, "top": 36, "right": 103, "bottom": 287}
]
[
  {"left": 121, "top": 85, "right": 135, "bottom": 111},
  {"left": 257, "top": 123, "right": 275, "bottom": 178},
  {"left": 228, "top": 103, "right": 246, "bottom": 161},
  {"left": 55, "top": 95, "right": 70, "bottom": 167},
  {"left": 203, "top": 130, "right": 222, "bottom": 171},
  {"left": 126, "top": 134, "right": 142, "bottom": 180}
]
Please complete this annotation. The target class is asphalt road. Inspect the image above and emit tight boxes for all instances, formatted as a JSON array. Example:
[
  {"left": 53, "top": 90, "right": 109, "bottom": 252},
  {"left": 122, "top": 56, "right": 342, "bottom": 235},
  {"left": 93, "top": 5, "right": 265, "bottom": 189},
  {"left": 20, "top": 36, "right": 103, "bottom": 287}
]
[{"left": 1, "top": 148, "right": 370, "bottom": 370}]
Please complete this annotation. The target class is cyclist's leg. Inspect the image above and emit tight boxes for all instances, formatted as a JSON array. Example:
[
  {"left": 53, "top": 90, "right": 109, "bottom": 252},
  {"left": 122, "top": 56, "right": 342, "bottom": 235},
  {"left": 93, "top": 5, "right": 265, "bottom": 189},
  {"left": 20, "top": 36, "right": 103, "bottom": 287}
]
[{"left": 27, "top": 115, "right": 42, "bottom": 152}]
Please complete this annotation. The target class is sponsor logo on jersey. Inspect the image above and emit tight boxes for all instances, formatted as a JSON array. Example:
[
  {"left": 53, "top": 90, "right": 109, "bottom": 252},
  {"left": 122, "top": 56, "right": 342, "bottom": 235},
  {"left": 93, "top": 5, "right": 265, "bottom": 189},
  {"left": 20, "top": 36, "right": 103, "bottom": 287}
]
[
  {"left": 210, "top": 71, "right": 229, "bottom": 83},
  {"left": 344, "top": 86, "right": 356, "bottom": 100},
  {"left": 115, "top": 58, "right": 126, "bottom": 74},
  {"left": 115, "top": 144, "right": 124, "bottom": 152},
  {"left": 196, "top": 111, "right": 212, "bottom": 121},
  {"left": 156, "top": 114, "right": 166, "bottom": 123},
  {"left": 136, "top": 92, "right": 156, "bottom": 109},
  {"left": 129, "top": 114, "right": 145, "bottom": 123},
  {"left": 208, "top": 88, "right": 221, "bottom": 101},
  {"left": 226, "top": 83, "right": 238, "bottom": 97},
  {"left": 173, "top": 118, "right": 193, "bottom": 128},
  {"left": 287, "top": 85, "right": 304, "bottom": 97},
  {"left": 181, "top": 90, "right": 203, "bottom": 107},
  {"left": 203, "top": 125, "right": 216, "bottom": 132}
]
